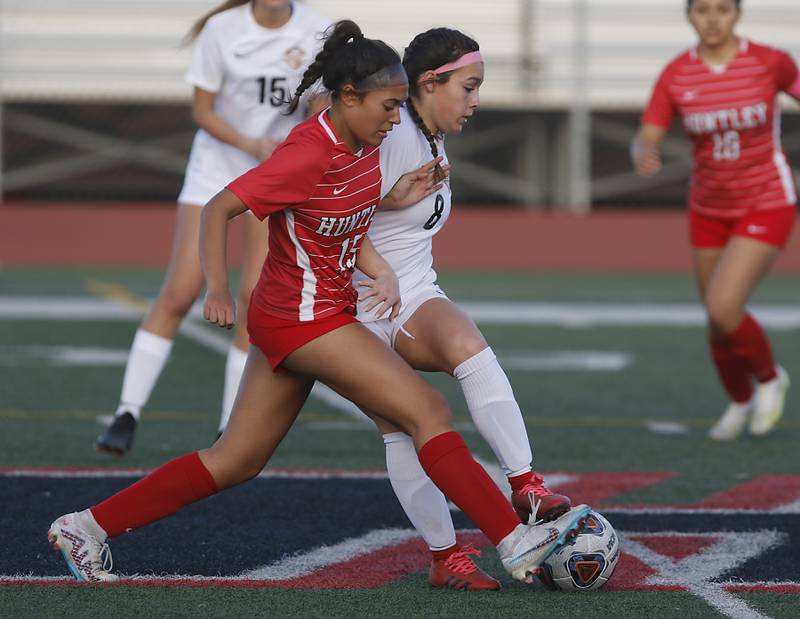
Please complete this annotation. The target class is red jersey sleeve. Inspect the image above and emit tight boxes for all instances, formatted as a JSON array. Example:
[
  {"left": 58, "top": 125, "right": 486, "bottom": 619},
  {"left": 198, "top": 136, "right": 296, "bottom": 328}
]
[
  {"left": 227, "top": 126, "right": 334, "bottom": 221},
  {"left": 642, "top": 65, "right": 676, "bottom": 129},
  {"left": 773, "top": 49, "right": 799, "bottom": 94}
]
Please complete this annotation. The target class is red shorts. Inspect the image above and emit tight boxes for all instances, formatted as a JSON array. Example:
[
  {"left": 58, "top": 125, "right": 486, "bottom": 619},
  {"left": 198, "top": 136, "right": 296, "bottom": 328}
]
[
  {"left": 689, "top": 207, "right": 796, "bottom": 249},
  {"left": 248, "top": 305, "right": 357, "bottom": 371}
]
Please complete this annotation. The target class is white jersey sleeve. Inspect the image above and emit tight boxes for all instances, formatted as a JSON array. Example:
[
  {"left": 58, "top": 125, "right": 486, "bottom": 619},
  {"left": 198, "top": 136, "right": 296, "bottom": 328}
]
[{"left": 185, "top": 18, "right": 225, "bottom": 93}]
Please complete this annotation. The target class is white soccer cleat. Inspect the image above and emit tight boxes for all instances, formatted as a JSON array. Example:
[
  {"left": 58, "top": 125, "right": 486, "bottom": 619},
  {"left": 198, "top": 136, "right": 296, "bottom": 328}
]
[
  {"left": 48, "top": 512, "right": 118, "bottom": 582},
  {"left": 497, "top": 504, "right": 591, "bottom": 583},
  {"left": 749, "top": 366, "right": 790, "bottom": 437},
  {"left": 708, "top": 401, "right": 752, "bottom": 441}
]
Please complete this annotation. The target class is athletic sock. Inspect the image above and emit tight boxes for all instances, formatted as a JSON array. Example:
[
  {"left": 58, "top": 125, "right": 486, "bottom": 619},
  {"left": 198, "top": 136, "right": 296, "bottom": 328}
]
[
  {"left": 418, "top": 431, "right": 519, "bottom": 546},
  {"left": 383, "top": 432, "right": 456, "bottom": 551},
  {"left": 219, "top": 345, "right": 248, "bottom": 431},
  {"left": 90, "top": 452, "right": 217, "bottom": 538},
  {"left": 726, "top": 314, "right": 778, "bottom": 383},
  {"left": 508, "top": 471, "right": 535, "bottom": 494},
  {"left": 454, "top": 347, "right": 533, "bottom": 476},
  {"left": 709, "top": 334, "right": 754, "bottom": 403},
  {"left": 117, "top": 329, "right": 174, "bottom": 420}
]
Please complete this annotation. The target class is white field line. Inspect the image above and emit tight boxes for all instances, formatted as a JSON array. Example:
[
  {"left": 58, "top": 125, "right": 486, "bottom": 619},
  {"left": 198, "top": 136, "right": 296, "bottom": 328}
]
[
  {"left": 239, "top": 528, "right": 419, "bottom": 580},
  {"left": 623, "top": 530, "right": 785, "bottom": 619},
  {"left": 646, "top": 420, "right": 690, "bottom": 434},
  {"left": 1, "top": 344, "right": 634, "bottom": 374},
  {"left": 5, "top": 297, "right": 800, "bottom": 329}
]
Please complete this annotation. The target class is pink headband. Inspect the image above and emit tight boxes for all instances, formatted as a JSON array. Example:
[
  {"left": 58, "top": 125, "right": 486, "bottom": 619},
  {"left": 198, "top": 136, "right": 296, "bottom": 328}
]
[{"left": 433, "top": 50, "right": 483, "bottom": 74}]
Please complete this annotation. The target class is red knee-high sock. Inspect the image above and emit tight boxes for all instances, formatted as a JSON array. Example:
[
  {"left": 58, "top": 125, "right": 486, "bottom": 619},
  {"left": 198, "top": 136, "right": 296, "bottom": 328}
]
[
  {"left": 418, "top": 432, "right": 519, "bottom": 546},
  {"left": 726, "top": 314, "right": 777, "bottom": 383},
  {"left": 709, "top": 334, "right": 754, "bottom": 403},
  {"left": 91, "top": 452, "right": 218, "bottom": 538}
]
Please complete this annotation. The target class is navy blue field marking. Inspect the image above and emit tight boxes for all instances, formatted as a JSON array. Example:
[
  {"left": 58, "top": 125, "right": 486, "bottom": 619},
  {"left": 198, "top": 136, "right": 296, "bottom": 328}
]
[
  {"left": 4, "top": 476, "right": 472, "bottom": 578},
  {"left": 604, "top": 511, "right": 800, "bottom": 584},
  {"left": 5, "top": 476, "right": 800, "bottom": 583}
]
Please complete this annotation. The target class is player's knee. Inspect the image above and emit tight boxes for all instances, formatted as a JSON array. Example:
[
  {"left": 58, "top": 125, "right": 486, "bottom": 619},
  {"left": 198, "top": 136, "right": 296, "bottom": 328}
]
[
  {"left": 706, "top": 296, "right": 742, "bottom": 333},
  {"left": 237, "top": 287, "right": 253, "bottom": 309},
  {"left": 418, "top": 387, "right": 452, "bottom": 427},
  {"left": 444, "top": 333, "right": 488, "bottom": 373},
  {"left": 158, "top": 287, "right": 197, "bottom": 319}
]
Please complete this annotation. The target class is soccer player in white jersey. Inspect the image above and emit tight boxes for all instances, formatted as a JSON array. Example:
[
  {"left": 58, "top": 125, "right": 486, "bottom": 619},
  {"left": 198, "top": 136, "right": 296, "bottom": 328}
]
[
  {"left": 351, "top": 28, "right": 572, "bottom": 590},
  {"left": 632, "top": 0, "right": 799, "bottom": 440},
  {"left": 96, "top": 0, "right": 331, "bottom": 454}
]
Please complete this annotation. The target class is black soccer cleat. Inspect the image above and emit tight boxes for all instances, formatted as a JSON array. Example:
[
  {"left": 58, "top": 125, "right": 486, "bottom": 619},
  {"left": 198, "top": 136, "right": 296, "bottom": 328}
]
[{"left": 95, "top": 412, "right": 137, "bottom": 455}]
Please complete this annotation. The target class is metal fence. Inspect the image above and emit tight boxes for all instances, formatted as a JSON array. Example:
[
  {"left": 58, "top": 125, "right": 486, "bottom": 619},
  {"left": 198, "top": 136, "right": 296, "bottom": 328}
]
[{"left": 2, "top": 0, "right": 799, "bottom": 209}]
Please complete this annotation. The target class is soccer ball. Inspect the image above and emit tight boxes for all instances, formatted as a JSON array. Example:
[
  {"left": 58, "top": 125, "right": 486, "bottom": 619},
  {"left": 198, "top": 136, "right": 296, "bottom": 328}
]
[{"left": 539, "top": 509, "right": 620, "bottom": 591}]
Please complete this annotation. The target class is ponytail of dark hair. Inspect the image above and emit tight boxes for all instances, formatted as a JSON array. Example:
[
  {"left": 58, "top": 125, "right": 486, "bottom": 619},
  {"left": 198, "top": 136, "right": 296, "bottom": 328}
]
[
  {"left": 402, "top": 28, "right": 479, "bottom": 180},
  {"left": 287, "top": 20, "right": 400, "bottom": 114}
]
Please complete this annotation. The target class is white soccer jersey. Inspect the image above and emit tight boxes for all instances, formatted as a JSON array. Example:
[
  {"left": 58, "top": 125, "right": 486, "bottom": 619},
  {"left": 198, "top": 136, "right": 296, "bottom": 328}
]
[
  {"left": 354, "top": 106, "right": 452, "bottom": 322},
  {"left": 178, "top": 2, "right": 331, "bottom": 205}
]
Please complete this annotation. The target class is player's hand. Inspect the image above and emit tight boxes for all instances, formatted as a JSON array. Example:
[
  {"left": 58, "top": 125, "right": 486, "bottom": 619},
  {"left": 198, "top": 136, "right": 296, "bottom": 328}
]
[
  {"left": 381, "top": 156, "right": 448, "bottom": 210},
  {"left": 359, "top": 271, "right": 401, "bottom": 321},
  {"left": 245, "top": 137, "right": 280, "bottom": 161},
  {"left": 631, "top": 141, "right": 662, "bottom": 177},
  {"left": 203, "top": 289, "right": 236, "bottom": 329}
]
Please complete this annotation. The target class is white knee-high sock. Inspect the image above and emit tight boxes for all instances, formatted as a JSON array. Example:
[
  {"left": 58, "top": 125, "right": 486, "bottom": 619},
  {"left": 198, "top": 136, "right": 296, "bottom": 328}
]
[
  {"left": 383, "top": 432, "right": 456, "bottom": 551},
  {"left": 116, "top": 329, "right": 174, "bottom": 420},
  {"left": 454, "top": 347, "right": 533, "bottom": 477},
  {"left": 219, "top": 345, "right": 248, "bottom": 432}
]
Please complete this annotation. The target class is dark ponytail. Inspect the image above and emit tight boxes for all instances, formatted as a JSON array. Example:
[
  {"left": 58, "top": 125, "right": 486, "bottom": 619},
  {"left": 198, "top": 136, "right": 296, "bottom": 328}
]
[
  {"left": 287, "top": 20, "right": 400, "bottom": 113},
  {"left": 402, "top": 28, "right": 479, "bottom": 180}
]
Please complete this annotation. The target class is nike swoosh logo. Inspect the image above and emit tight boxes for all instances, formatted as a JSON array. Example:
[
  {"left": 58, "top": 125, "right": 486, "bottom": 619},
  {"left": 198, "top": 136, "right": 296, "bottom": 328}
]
[
  {"left": 333, "top": 185, "right": 349, "bottom": 195},
  {"left": 747, "top": 224, "right": 767, "bottom": 234}
]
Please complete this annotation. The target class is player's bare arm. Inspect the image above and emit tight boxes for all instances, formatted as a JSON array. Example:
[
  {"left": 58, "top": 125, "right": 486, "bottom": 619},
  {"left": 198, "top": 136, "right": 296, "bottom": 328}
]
[
  {"left": 355, "top": 236, "right": 401, "bottom": 321},
  {"left": 193, "top": 87, "right": 279, "bottom": 161},
  {"left": 631, "top": 123, "right": 667, "bottom": 177},
  {"left": 200, "top": 189, "right": 248, "bottom": 329}
]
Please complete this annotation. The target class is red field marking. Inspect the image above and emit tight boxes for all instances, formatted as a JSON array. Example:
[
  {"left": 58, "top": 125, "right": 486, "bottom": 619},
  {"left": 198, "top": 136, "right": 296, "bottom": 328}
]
[
  {"left": 549, "top": 472, "right": 676, "bottom": 507},
  {"left": 4, "top": 202, "right": 799, "bottom": 271},
  {"left": 627, "top": 535, "right": 718, "bottom": 562},
  {"left": 681, "top": 474, "right": 800, "bottom": 510}
]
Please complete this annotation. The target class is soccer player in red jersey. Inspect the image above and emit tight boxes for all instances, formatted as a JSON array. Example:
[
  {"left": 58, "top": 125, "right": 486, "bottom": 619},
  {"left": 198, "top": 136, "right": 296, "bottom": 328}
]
[
  {"left": 632, "top": 0, "right": 799, "bottom": 440},
  {"left": 48, "top": 21, "right": 590, "bottom": 585}
]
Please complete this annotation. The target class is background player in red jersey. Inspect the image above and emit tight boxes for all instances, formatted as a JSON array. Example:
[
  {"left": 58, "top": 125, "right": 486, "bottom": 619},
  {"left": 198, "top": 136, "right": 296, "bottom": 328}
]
[
  {"left": 632, "top": 0, "right": 800, "bottom": 440},
  {"left": 48, "top": 20, "right": 590, "bottom": 585},
  {"left": 96, "top": 0, "right": 331, "bottom": 454}
]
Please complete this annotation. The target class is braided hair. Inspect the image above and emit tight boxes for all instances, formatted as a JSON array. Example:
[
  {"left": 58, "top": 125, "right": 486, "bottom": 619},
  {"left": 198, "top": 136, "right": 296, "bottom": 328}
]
[
  {"left": 287, "top": 20, "right": 400, "bottom": 113},
  {"left": 402, "top": 28, "right": 479, "bottom": 181}
]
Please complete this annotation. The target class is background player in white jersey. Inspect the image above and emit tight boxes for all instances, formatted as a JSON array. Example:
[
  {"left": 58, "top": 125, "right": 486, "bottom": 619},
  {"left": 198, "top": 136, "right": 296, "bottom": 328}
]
[
  {"left": 97, "top": 0, "right": 331, "bottom": 454},
  {"left": 353, "top": 28, "right": 571, "bottom": 590}
]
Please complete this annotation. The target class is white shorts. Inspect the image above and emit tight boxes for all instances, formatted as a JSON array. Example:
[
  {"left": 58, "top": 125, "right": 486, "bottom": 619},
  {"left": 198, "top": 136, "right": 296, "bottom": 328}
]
[
  {"left": 177, "top": 132, "right": 259, "bottom": 207},
  {"left": 360, "top": 283, "right": 448, "bottom": 348}
]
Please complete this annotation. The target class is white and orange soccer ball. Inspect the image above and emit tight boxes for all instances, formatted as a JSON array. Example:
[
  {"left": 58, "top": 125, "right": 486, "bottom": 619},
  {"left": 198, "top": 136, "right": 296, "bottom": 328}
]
[{"left": 539, "top": 509, "right": 620, "bottom": 591}]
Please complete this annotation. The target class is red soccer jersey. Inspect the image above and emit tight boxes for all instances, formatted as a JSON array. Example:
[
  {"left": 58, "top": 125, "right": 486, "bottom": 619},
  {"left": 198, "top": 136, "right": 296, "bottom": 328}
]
[
  {"left": 643, "top": 38, "right": 799, "bottom": 218},
  {"left": 228, "top": 110, "right": 381, "bottom": 322}
]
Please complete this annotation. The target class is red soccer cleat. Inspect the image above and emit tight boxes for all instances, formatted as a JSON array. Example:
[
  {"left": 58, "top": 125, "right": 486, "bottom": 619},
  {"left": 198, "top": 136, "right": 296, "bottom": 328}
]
[
  {"left": 429, "top": 546, "right": 501, "bottom": 591},
  {"left": 511, "top": 472, "right": 571, "bottom": 524}
]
